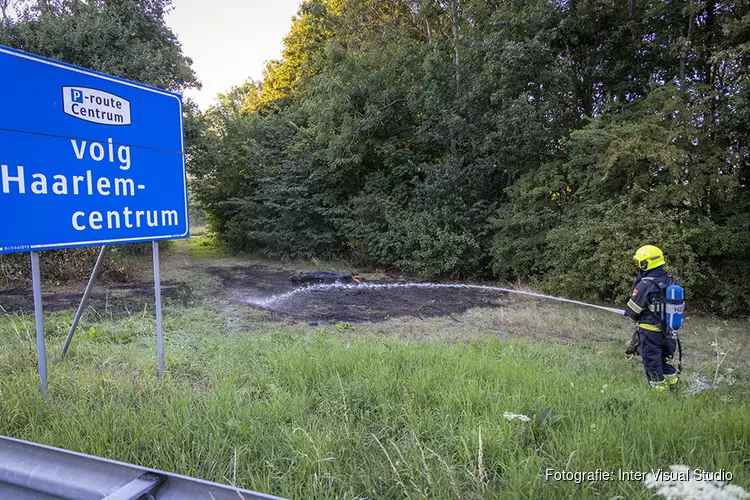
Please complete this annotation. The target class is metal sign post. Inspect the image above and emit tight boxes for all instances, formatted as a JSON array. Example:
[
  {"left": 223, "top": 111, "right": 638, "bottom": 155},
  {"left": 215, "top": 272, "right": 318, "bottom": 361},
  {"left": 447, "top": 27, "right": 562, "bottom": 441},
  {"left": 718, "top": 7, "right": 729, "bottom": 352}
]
[
  {"left": 30, "top": 252, "right": 48, "bottom": 402},
  {"left": 58, "top": 245, "right": 108, "bottom": 361},
  {"left": 153, "top": 241, "right": 164, "bottom": 376}
]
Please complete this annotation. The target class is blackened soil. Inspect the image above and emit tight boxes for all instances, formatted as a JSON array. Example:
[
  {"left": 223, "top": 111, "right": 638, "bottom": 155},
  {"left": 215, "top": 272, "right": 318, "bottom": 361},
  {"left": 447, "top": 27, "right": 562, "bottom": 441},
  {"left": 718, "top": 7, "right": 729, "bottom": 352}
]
[
  {"left": 209, "top": 265, "right": 297, "bottom": 298},
  {"left": 0, "top": 281, "right": 192, "bottom": 316},
  {"left": 210, "top": 265, "right": 507, "bottom": 323},
  {"left": 270, "top": 285, "right": 506, "bottom": 323},
  {"left": 0, "top": 263, "right": 507, "bottom": 323}
]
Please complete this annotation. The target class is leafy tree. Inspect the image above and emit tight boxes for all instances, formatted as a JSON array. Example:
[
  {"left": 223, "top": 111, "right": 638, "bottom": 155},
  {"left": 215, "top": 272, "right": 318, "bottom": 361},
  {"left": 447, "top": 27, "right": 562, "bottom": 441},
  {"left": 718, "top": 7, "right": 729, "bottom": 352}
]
[
  {"left": 192, "top": 0, "right": 750, "bottom": 313},
  {"left": 2, "top": 0, "right": 196, "bottom": 91}
]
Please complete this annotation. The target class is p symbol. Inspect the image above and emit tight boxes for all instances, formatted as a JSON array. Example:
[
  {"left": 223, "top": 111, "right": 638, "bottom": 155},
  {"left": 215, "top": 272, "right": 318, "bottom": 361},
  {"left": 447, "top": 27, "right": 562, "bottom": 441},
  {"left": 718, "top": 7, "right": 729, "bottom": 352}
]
[{"left": 71, "top": 89, "right": 83, "bottom": 103}]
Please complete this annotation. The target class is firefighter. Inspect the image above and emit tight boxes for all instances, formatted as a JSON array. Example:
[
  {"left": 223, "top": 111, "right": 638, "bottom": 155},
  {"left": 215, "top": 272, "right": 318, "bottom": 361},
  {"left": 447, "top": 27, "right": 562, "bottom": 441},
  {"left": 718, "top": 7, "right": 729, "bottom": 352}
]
[{"left": 624, "top": 245, "right": 679, "bottom": 391}]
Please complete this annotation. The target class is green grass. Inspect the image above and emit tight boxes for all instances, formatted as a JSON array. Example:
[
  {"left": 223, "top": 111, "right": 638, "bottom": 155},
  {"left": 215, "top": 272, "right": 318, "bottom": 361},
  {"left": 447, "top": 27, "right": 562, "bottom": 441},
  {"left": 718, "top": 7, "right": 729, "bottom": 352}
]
[
  {"left": 1, "top": 308, "right": 749, "bottom": 499},
  {"left": 1, "top": 241, "right": 749, "bottom": 499}
]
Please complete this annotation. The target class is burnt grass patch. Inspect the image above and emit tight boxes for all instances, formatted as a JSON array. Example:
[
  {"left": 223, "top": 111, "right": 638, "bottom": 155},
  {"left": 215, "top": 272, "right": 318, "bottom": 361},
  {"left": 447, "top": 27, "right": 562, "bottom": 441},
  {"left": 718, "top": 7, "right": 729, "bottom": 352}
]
[
  {"left": 269, "top": 285, "right": 508, "bottom": 323},
  {"left": 209, "top": 265, "right": 508, "bottom": 324},
  {"left": 208, "top": 265, "right": 297, "bottom": 298},
  {"left": 0, "top": 281, "right": 192, "bottom": 317},
  {"left": 0, "top": 263, "right": 508, "bottom": 323}
]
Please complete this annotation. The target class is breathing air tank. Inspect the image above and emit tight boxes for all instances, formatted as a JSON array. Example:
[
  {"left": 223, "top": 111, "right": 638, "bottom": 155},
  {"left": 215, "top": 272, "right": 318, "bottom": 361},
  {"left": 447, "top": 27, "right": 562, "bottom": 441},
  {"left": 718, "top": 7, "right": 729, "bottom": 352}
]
[{"left": 665, "top": 284, "right": 685, "bottom": 330}]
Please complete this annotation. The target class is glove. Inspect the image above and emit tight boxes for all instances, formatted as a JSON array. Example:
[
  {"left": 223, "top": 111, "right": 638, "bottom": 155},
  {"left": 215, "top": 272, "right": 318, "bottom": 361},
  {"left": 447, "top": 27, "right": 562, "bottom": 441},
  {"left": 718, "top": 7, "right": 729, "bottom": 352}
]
[{"left": 625, "top": 339, "right": 638, "bottom": 356}]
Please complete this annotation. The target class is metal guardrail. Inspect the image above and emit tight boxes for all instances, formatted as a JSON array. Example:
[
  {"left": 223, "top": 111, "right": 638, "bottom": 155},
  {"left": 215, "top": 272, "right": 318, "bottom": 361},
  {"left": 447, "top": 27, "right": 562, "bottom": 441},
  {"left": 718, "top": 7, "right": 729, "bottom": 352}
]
[{"left": 0, "top": 435, "right": 285, "bottom": 500}]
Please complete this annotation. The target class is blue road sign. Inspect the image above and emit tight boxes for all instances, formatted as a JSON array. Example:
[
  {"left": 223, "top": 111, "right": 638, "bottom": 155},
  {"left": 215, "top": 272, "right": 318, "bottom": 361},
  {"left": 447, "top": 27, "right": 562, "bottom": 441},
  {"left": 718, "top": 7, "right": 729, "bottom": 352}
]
[{"left": 0, "top": 46, "right": 189, "bottom": 254}]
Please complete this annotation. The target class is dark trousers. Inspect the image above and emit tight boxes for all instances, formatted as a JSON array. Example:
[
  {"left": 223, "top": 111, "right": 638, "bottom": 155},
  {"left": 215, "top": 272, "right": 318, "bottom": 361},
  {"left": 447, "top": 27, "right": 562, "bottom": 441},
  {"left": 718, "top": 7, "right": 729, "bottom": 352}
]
[{"left": 636, "top": 328, "right": 677, "bottom": 382}]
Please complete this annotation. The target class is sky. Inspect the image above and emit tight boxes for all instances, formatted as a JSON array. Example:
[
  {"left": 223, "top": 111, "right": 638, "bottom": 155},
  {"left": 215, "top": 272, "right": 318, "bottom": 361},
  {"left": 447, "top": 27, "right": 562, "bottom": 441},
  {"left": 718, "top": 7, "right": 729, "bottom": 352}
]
[{"left": 165, "top": 0, "right": 303, "bottom": 109}]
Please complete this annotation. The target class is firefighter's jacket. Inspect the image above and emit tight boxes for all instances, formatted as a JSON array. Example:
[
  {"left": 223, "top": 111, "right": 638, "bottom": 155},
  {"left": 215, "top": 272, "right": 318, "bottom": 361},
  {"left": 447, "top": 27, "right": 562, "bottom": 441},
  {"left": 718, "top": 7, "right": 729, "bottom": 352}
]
[{"left": 624, "top": 267, "right": 673, "bottom": 333}]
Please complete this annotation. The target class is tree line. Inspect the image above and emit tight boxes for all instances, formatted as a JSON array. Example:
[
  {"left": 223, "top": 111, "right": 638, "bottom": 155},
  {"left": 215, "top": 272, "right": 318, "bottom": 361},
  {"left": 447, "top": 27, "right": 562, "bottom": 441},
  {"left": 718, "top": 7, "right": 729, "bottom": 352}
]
[{"left": 189, "top": 0, "right": 750, "bottom": 315}]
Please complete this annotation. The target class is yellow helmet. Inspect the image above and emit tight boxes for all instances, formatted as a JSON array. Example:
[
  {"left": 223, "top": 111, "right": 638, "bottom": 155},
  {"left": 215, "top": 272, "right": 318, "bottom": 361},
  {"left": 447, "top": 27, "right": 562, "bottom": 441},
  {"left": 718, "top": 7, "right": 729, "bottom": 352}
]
[{"left": 633, "top": 245, "right": 665, "bottom": 271}]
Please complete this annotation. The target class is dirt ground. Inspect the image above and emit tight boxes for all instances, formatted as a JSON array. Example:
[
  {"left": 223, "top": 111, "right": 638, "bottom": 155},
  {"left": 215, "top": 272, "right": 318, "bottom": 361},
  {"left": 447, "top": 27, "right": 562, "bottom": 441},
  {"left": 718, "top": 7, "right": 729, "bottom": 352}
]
[{"left": 0, "top": 261, "right": 507, "bottom": 323}]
